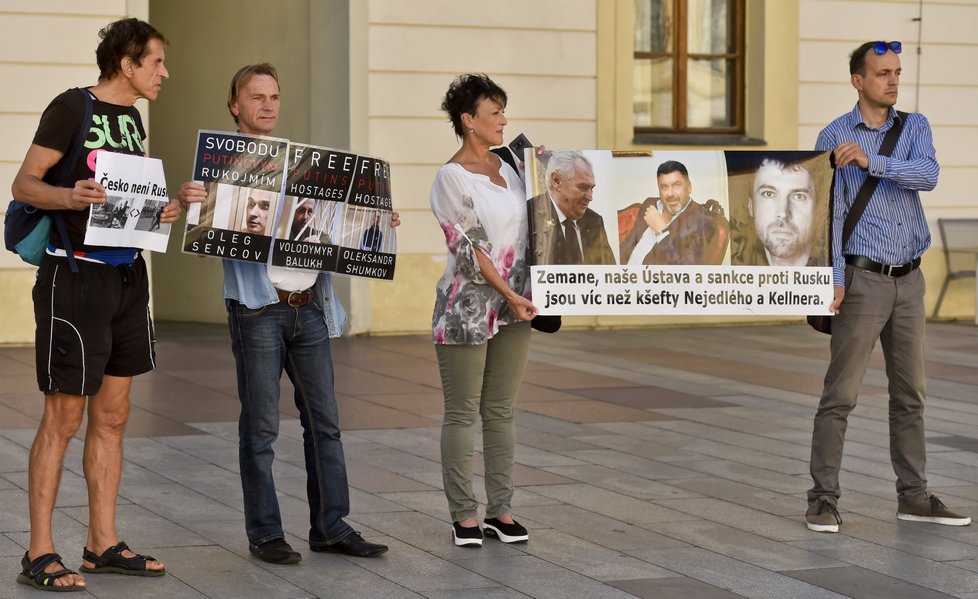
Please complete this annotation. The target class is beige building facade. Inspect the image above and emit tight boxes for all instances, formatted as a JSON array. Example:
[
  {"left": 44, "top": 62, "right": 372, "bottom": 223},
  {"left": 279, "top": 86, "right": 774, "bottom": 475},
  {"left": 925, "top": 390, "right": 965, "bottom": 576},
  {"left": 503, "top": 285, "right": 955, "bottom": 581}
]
[{"left": 1, "top": 0, "right": 975, "bottom": 343}]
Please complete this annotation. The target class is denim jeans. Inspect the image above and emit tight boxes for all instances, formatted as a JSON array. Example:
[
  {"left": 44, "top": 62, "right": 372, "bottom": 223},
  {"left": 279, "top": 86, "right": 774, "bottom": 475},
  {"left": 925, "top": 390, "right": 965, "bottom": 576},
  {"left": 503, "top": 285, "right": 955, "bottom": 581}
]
[{"left": 227, "top": 298, "right": 353, "bottom": 546}]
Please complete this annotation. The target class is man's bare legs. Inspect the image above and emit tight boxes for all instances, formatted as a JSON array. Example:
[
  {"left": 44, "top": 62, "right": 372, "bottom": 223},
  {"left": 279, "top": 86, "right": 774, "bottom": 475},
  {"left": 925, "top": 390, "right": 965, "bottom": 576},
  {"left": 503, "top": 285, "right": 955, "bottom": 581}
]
[
  {"left": 80, "top": 374, "right": 163, "bottom": 571},
  {"left": 27, "top": 392, "right": 87, "bottom": 588},
  {"left": 26, "top": 374, "right": 162, "bottom": 586}
]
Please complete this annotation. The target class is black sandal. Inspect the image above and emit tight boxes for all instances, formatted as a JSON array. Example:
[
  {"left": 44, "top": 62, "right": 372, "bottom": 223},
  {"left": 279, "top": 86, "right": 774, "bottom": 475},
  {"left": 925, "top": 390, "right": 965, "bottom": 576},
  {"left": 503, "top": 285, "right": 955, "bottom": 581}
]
[
  {"left": 16, "top": 552, "right": 85, "bottom": 592},
  {"left": 80, "top": 541, "right": 165, "bottom": 577}
]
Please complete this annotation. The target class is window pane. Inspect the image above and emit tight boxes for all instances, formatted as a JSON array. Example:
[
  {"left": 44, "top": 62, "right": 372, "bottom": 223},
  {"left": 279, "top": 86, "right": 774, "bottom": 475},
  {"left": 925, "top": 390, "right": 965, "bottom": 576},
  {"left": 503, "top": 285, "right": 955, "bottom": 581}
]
[
  {"left": 634, "top": 57, "right": 673, "bottom": 127},
  {"left": 634, "top": 0, "right": 672, "bottom": 53},
  {"left": 687, "top": 0, "right": 735, "bottom": 54},
  {"left": 686, "top": 58, "right": 734, "bottom": 127}
]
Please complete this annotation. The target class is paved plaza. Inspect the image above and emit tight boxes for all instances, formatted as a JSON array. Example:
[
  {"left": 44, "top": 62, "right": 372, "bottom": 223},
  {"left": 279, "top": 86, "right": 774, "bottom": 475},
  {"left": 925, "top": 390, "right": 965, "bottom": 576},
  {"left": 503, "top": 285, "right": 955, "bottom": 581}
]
[{"left": 1, "top": 321, "right": 977, "bottom": 598}]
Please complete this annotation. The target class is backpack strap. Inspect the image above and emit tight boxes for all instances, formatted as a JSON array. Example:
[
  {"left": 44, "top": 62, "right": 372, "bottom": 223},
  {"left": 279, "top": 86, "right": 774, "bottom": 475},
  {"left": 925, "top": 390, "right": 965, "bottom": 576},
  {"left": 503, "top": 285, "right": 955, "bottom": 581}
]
[
  {"left": 128, "top": 103, "right": 145, "bottom": 144},
  {"left": 53, "top": 88, "right": 94, "bottom": 272},
  {"left": 490, "top": 146, "right": 519, "bottom": 174},
  {"left": 58, "top": 89, "right": 94, "bottom": 188}
]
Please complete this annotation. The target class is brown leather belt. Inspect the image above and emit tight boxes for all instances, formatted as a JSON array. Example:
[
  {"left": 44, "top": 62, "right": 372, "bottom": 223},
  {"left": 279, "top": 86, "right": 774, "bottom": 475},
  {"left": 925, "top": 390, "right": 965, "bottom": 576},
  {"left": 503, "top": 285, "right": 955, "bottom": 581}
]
[
  {"left": 276, "top": 287, "right": 313, "bottom": 307},
  {"left": 845, "top": 255, "right": 920, "bottom": 278}
]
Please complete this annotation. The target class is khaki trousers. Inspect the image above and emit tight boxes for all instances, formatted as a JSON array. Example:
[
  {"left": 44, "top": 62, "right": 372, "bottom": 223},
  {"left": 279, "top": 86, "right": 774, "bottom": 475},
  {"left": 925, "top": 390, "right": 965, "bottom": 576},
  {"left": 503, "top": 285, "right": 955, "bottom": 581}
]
[
  {"left": 436, "top": 321, "right": 531, "bottom": 523},
  {"left": 809, "top": 264, "right": 928, "bottom": 505}
]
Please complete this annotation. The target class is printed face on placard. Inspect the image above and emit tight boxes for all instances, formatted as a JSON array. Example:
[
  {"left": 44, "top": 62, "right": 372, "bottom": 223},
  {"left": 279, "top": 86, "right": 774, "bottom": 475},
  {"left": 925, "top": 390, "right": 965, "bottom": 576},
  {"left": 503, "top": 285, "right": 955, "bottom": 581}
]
[
  {"left": 656, "top": 171, "right": 693, "bottom": 216},
  {"left": 292, "top": 199, "right": 315, "bottom": 239},
  {"left": 245, "top": 190, "right": 272, "bottom": 234},
  {"left": 749, "top": 162, "right": 816, "bottom": 265},
  {"left": 552, "top": 159, "right": 596, "bottom": 221}
]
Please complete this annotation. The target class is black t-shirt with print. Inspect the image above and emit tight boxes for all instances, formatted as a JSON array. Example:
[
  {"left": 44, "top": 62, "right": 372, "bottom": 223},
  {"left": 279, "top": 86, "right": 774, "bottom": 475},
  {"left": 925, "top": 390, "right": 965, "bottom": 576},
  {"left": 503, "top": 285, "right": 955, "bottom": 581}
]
[{"left": 31, "top": 87, "right": 146, "bottom": 252}]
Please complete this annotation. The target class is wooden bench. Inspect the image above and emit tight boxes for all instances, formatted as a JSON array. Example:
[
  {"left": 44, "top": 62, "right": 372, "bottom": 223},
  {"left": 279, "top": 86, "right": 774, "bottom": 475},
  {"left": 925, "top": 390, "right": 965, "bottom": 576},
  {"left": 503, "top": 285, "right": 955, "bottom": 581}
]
[{"left": 932, "top": 218, "right": 978, "bottom": 320}]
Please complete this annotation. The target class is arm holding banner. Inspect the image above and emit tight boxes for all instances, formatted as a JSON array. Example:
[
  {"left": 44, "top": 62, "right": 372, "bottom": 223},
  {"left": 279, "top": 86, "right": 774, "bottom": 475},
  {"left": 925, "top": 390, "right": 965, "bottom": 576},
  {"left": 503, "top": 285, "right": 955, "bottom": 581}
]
[
  {"left": 473, "top": 249, "right": 537, "bottom": 321},
  {"left": 177, "top": 180, "right": 207, "bottom": 208},
  {"left": 431, "top": 167, "right": 493, "bottom": 283},
  {"left": 815, "top": 129, "right": 848, "bottom": 291},
  {"left": 159, "top": 199, "right": 182, "bottom": 223}
]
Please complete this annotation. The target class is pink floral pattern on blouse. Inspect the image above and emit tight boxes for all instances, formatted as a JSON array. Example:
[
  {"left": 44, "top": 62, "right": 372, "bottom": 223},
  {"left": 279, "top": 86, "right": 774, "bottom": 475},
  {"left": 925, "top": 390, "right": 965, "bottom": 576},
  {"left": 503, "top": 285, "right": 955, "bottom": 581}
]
[{"left": 430, "top": 161, "right": 529, "bottom": 345}]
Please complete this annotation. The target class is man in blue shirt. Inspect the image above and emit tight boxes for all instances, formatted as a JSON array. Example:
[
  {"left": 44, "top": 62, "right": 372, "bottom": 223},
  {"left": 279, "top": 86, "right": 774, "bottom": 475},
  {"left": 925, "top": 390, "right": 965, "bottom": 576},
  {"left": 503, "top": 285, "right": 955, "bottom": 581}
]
[
  {"left": 805, "top": 41, "right": 970, "bottom": 533},
  {"left": 178, "top": 63, "right": 392, "bottom": 563}
]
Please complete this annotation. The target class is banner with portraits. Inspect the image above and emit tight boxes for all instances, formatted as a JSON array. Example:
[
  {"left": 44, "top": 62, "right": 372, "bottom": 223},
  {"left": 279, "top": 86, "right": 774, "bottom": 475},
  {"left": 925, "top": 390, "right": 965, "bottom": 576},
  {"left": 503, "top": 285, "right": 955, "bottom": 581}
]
[
  {"left": 525, "top": 150, "right": 834, "bottom": 316},
  {"left": 182, "top": 131, "right": 396, "bottom": 280}
]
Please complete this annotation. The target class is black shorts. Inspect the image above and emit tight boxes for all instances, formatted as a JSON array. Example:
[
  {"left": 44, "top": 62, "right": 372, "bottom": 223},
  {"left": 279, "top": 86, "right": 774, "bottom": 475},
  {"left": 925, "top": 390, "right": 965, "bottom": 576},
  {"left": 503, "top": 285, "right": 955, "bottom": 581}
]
[{"left": 33, "top": 254, "right": 156, "bottom": 396}]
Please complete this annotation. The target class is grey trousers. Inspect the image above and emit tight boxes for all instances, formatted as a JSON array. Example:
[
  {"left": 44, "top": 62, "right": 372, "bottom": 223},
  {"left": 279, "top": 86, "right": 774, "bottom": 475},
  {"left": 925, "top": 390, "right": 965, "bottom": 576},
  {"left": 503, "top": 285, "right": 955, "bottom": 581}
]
[
  {"left": 809, "top": 264, "right": 928, "bottom": 505},
  {"left": 435, "top": 321, "right": 531, "bottom": 523}
]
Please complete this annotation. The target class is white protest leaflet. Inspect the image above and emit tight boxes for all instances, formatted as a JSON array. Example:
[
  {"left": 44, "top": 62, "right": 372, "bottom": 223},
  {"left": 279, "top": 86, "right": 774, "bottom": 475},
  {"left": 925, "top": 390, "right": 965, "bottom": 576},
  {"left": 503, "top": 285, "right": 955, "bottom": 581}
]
[
  {"left": 526, "top": 149, "right": 835, "bottom": 316},
  {"left": 85, "top": 152, "right": 171, "bottom": 252}
]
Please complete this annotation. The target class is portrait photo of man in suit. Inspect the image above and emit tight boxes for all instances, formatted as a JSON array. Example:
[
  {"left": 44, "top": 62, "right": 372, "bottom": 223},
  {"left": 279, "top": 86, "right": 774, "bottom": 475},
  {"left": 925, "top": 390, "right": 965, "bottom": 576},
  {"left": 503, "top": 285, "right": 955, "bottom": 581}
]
[
  {"left": 618, "top": 160, "right": 729, "bottom": 265},
  {"left": 527, "top": 151, "right": 615, "bottom": 266}
]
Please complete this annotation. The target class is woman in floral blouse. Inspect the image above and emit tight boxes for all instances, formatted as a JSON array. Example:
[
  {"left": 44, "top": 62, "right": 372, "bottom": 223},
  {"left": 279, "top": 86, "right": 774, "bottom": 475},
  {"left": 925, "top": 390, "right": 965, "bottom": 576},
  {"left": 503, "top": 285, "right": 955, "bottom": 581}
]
[{"left": 429, "top": 74, "right": 537, "bottom": 547}]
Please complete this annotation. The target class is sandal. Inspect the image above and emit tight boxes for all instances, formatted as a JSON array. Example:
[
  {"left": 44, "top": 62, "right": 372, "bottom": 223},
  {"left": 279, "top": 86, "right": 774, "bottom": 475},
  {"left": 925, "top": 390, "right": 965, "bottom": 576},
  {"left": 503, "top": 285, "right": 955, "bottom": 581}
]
[
  {"left": 16, "top": 552, "right": 85, "bottom": 592},
  {"left": 80, "top": 541, "right": 165, "bottom": 577}
]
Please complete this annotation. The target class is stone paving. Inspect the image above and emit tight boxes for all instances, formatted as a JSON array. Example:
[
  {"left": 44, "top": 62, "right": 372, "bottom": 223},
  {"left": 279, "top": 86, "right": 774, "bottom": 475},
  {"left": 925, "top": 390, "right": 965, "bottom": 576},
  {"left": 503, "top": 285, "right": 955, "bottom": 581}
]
[{"left": 1, "top": 321, "right": 977, "bottom": 598}]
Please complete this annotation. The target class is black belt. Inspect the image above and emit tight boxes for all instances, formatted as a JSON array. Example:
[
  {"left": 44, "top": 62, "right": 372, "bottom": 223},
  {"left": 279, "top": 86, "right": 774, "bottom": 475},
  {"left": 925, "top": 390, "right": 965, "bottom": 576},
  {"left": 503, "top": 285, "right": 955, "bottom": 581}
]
[
  {"left": 845, "top": 255, "right": 920, "bottom": 277},
  {"left": 276, "top": 287, "right": 313, "bottom": 307}
]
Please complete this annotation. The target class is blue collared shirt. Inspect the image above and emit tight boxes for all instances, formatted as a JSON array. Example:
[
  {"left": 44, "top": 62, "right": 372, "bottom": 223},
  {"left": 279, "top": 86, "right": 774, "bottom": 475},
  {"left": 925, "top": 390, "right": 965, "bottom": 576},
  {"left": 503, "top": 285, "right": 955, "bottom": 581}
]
[
  {"left": 223, "top": 260, "right": 347, "bottom": 338},
  {"left": 815, "top": 103, "right": 938, "bottom": 285}
]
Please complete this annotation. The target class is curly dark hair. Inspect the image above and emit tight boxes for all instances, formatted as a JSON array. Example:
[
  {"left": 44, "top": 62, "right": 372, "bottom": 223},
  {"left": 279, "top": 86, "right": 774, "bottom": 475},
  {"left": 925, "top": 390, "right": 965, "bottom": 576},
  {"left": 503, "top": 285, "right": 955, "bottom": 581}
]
[
  {"left": 440, "top": 73, "right": 507, "bottom": 138},
  {"left": 96, "top": 18, "right": 168, "bottom": 81}
]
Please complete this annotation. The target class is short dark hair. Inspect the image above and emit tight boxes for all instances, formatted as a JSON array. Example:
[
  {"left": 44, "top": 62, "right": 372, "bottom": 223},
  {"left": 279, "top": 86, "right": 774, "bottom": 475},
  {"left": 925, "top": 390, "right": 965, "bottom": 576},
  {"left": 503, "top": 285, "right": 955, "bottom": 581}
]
[
  {"left": 440, "top": 73, "right": 507, "bottom": 138},
  {"left": 228, "top": 63, "right": 279, "bottom": 124},
  {"left": 657, "top": 160, "right": 689, "bottom": 179},
  {"left": 849, "top": 41, "right": 880, "bottom": 76},
  {"left": 96, "top": 18, "right": 168, "bottom": 81}
]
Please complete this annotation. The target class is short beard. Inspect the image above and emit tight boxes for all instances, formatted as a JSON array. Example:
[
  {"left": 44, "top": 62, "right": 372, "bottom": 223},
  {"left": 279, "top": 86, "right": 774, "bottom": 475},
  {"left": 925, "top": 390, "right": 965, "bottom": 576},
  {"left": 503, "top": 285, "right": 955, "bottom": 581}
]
[{"left": 758, "top": 224, "right": 808, "bottom": 261}]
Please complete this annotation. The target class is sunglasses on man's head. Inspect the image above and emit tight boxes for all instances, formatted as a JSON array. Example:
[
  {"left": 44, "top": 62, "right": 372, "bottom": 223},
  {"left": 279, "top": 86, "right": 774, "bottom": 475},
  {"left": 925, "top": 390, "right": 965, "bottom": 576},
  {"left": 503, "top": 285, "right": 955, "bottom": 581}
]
[{"left": 872, "top": 41, "right": 902, "bottom": 55}]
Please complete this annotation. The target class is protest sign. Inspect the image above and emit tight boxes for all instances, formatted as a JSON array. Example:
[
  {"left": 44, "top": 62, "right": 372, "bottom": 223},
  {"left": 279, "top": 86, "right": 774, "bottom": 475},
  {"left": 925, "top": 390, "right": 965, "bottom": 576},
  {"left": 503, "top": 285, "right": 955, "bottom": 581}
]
[
  {"left": 271, "top": 143, "right": 396, "bottom": 280},
  {"left": 85, "top": 152, "right": 170, "bottom": 252},
  {"left": 527, "top": 150, "right": 834, "bottom": 316},
  {"left": 182, "top": 130, "right": 288, "bottom": 263}
]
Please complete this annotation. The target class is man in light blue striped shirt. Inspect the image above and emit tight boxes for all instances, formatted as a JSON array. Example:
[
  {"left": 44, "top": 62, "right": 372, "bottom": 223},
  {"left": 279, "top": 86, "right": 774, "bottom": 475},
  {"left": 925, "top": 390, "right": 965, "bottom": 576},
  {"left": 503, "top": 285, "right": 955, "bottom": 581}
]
[{"left": 805, "top": 41, "right": 970, "bottom": 533}]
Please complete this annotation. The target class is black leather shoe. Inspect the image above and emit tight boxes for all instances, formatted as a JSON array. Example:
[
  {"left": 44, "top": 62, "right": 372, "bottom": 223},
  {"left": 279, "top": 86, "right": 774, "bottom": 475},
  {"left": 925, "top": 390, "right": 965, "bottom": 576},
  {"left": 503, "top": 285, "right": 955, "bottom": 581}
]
[
  {"left": 249, "top": 538, "right": 301, "bottom": 564},
  {"left": 310, "top": 532, "right": 388, "bottom": 558}
]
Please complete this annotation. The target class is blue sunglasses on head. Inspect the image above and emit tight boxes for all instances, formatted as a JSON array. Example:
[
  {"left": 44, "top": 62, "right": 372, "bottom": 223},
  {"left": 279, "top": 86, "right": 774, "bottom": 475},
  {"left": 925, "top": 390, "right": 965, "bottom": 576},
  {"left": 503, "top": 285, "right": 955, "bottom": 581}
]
[{"left": 872, "top": 41, "right": 902, "bottom": 55}]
